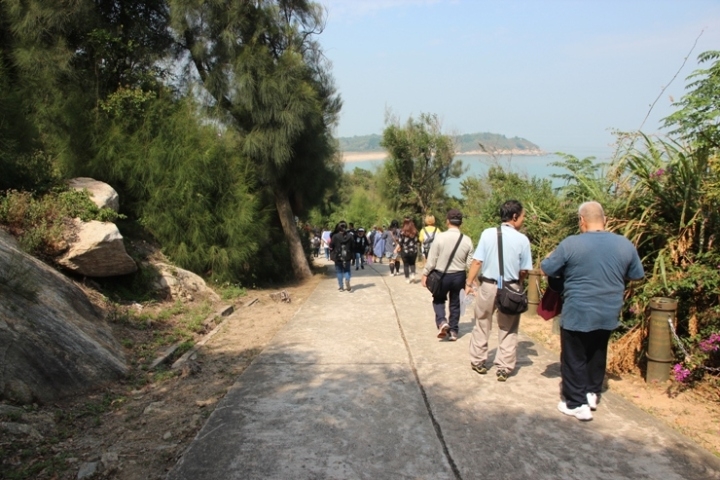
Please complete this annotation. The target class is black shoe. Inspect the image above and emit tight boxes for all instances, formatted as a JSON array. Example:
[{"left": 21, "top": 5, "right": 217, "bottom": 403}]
[
  {"left": 361, "top": 265, "right": 364, "bottom": 269},
  {"left": 356, "top": 266, "right": 359, "bottom": 270},
  {"left": 338, "top": 287, "right": 344, "bottom": 291},
  {"left": 497, "top": 369, "right": 509, "bottom": 382},
  {"left": 471, "top": 362, "right": 488, "bottom": 375}
]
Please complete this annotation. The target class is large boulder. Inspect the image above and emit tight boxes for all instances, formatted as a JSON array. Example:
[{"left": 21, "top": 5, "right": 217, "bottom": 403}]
[
  {"left": 0, "top": 232, "right": 128, "bottom": 404},
  {"left": 58, "top": 219, "right": 137, "bottom": 277},
  {"left": 152, "top": 262, "right": 220, "bottom": 302},
  {"left": 68, "top": 177, "right": 120, "bottom": 212}
]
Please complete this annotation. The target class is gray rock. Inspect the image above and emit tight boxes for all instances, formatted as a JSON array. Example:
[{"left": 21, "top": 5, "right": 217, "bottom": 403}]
[
  {"left": 101, "top": 451, "right": 119, "bottom": 468},
  {"left": 0, "top": 404, "right": 25, "bottom": 419},
  {"left": 77, "top": 461, "right": 99, "bottom": 479},
  {"left": 143, "top": 401, "right": 165, "bottom": 415},
  {"left": 68, "top": 178, "right": 120, "bottom": 212},
  {"left": 0, "top": 234, "right": 128, "bottom": 404},
  {"left": 58, "top": 219, "right": 137, "bottom": 277},
  {"left": 0, "top": 421, "right": 43, "bottom": 440},
  {"left": 151, "top": 262, "right": 219, "bottom": 301}
]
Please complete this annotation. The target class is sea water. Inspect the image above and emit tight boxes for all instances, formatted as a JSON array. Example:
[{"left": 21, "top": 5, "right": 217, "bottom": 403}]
[{"left": 343, "top": 148, "right": 615, "bottom": 197}]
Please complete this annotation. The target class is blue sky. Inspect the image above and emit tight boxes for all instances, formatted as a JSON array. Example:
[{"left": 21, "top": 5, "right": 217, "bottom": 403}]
[{"left": 318, "top": 0, "right": 720, "bottom": 158}]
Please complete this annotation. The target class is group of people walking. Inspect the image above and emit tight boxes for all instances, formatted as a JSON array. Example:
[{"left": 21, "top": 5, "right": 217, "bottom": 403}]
[
  {"left": 319, "top": 199, "right": 644, "bottom": 423},
  {"left": 319, "top": 216, "right": 444, "bottom": 291},
  {"left": 421, "top": 200, "right": 643, "bottom": 422}
]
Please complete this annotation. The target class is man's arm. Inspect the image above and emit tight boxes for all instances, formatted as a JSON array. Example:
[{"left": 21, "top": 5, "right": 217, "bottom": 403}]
[{"left": 465, "top": 259, "right": 483, "bottom": 294}]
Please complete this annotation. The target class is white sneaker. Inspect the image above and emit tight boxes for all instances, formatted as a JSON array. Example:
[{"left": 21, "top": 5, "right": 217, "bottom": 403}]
[
  {"left": 405, "top": 278, "right": 411, "bottom": 284},
  {"left": 557, "top": 401, "right": 593, "bottom": 421},
  {"left": 586, "top": 393, "right": 599, "bottom": 411}
]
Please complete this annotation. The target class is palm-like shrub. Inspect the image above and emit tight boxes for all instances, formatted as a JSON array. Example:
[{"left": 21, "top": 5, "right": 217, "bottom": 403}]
[{"left": 608, "top": 133, "right": 720, "bottom": 379}]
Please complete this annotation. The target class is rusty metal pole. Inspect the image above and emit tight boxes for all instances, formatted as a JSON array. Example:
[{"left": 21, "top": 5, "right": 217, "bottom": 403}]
[{"left": 646, "top": 297, "right": 677, "bottom": 383}]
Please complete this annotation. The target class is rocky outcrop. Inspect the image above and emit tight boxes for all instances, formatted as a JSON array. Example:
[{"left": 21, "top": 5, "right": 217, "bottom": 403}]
[
  {"left": 0, "top": 233, "right": 128, "bottom": 404},
  {"left": 68, "top": 177, "right": 120, "bottom": 212},
  {"left": 152, "top": 262, "right": 220, "bottom": 302},
  {"left": 58, "top": 219, "right": 137, "bottom": 277}
]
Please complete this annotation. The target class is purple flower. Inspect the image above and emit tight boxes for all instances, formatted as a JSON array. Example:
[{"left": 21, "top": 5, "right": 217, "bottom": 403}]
[
  {"left": 672, "top": 363, "right": 691, "bottom": 383},
  {"left": 650, "top": 168, "right": 666, "bottom": 179},
  {"left": 699, "top": 333, "right": 720, "bottom": 352}
]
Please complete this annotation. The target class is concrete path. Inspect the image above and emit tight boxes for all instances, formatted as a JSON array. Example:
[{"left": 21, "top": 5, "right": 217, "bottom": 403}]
[{"left": 168, "top": 260, "right": 720, "bottom": 480}]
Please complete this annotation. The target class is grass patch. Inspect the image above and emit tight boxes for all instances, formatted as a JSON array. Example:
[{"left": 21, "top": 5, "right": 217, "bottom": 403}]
[{"left": 215, "top": 282, "right": 247, "bottom": 301}]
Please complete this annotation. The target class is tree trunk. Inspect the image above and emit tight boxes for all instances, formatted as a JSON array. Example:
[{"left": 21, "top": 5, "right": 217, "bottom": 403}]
[{"left": 274, "top": 188, "right": 312, "bottom": 280}]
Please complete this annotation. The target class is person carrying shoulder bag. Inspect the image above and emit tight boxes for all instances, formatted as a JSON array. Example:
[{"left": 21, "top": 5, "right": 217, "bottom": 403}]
[
  {"left": 421, "top": 209, "right": 474, "bottom": 342},
  {"left": 465, "top": 200, "right": 533, "bottom": 382}
]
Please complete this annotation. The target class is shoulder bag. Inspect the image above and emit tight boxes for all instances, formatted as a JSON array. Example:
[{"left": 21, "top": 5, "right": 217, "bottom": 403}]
[
  {"left": 426, "top": 233, "right": 464, "bottom": 297},
  {"left": 494, "top": 227, "right": 529, "bottom": 315}
]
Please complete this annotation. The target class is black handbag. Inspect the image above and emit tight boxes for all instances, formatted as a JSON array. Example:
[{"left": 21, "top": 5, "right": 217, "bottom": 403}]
[
  {"left": 426, "top": 233, "right": 464, "bottom": 297},
  {"left": 494, "top": 227, "right": 529, "bottom": 315}
]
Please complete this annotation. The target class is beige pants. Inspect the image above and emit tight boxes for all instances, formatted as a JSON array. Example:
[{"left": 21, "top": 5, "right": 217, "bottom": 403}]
[{"left": 469, "top": 281, "right": 521, "bottom": 372}]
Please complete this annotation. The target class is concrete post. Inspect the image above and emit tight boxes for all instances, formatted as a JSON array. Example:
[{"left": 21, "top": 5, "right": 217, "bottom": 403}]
[
  {"left": 527, "top": 269, "right": 541, "bottom": 305},
  {"left": 646, "top": 297, "right": 677, "bottom": 383}
]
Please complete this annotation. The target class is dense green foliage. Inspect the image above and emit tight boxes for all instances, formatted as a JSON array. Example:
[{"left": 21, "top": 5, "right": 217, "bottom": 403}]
[{"left": 0, "top": 0, "right": 341, "bottom": 284}]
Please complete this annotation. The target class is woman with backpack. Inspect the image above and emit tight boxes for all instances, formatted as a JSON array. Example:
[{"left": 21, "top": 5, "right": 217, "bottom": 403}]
[
  {"left": 419, "top": 215, "right": 441, "bottom": 261},
  {"left": 330, "top": 221, "right": 354, "bottom": 292},
  {"left": 395, "top": 217, "right": 420, "bottom": 283}
]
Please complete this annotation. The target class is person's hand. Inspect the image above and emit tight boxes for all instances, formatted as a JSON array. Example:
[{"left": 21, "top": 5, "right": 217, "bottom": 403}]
[{"left": 421, "top": 275, "right": 427, "bottom": 287}]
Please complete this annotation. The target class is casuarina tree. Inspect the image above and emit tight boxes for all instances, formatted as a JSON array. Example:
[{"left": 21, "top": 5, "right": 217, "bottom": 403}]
[
  {"left": 379, "top": 113, "right": 464, "bottom": 216},
  {"left": 170, "top": 0, "right": 342, "bottom": 280}
]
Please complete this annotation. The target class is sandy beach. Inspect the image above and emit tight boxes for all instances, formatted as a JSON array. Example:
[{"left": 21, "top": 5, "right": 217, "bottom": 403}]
[
  {"left": 342, "top": 151, "right": 387, "bottom": 163},
  {"left": 342, "top": 149, "right": 545, "bottom": 163}
]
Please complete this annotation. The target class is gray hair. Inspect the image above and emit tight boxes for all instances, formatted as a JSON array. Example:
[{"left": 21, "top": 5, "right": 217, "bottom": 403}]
[{"left": 578, "top": 201, "right": 605, "bottom": 222}]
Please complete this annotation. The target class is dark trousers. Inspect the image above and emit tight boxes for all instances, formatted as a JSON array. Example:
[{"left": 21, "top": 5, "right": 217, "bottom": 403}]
[
  {"left": 560, "top": 328, "right": 612, "bottom": 408},
  {"left": 432, "top": 271, "right": 466, "bottom": 334},
  {"left": 402, "top": 253, "right": 416, "bottom": 278}
]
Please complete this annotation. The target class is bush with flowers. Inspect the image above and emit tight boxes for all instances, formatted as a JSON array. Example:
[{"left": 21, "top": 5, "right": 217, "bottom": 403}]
[{"left": 673, "top": 332, "right": 720, "bottom": 384}]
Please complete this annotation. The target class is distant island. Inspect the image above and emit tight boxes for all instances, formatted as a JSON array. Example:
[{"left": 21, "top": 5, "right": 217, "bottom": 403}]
[{"left": 338, "top": 132, "right": 545, "bottom": 162}]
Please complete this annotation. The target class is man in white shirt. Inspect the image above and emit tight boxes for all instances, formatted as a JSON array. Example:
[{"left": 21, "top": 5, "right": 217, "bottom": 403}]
[{"left": 465, "top": 200, "right": 533, "bottom": 382}]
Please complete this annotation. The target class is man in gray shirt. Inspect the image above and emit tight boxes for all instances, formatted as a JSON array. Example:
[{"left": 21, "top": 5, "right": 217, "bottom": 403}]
[
  {"left": 541, "top": 201, "right": 644, "bottom": 421},
  {"left": 421, "top": 209, "right": 474, "bottom": 342}
]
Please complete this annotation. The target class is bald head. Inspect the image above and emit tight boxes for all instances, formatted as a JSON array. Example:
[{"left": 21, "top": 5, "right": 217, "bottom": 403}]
[{"left": 578, "top": 201, "right": 606, "bottom": 231}]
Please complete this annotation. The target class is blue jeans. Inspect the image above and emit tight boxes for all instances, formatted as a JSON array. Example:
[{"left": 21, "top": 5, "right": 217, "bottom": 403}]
[
  {"left": 324, "top": 247, "right": 330, "bottom": 260},
  {"left": 335, "top": 261, "right": 351, "bottom": 288},
  {"left": 355, "top": 252, "right": 365, "bottom": 268},
  {"left": 432, "top": 271, "right": 466, "bottom": 334}
]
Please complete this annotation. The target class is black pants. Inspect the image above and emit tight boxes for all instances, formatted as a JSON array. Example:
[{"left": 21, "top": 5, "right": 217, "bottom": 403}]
[
  {"left": 560, "top": 328, "right": 611, "bottom": 408},
  {"left": 432, "top": 271, "right": 466, "bottom": 334},
  {"left": 402, "top": 253, "right": 416, "bottom": 278}
]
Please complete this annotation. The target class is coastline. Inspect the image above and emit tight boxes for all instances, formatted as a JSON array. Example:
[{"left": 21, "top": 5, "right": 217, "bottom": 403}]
[{"left": 342, "top": 149, "right": 546, "bottom": 163}]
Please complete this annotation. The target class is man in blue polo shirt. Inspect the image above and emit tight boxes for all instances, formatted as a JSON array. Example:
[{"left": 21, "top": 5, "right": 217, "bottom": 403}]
[
  {"left": 541, "top": 201, "right": 644, "bottom": 421},
  {"left": 465, "top": 200, "right": 533, "bottom": 382}
]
